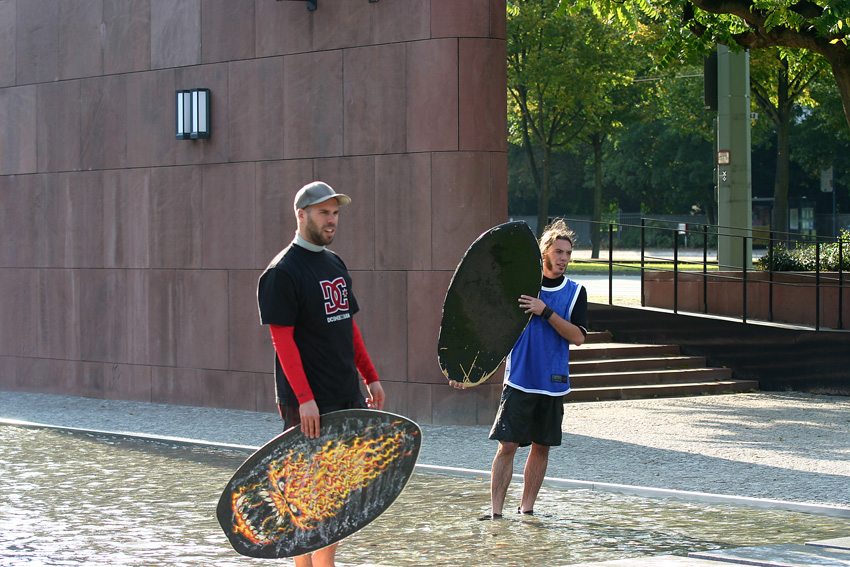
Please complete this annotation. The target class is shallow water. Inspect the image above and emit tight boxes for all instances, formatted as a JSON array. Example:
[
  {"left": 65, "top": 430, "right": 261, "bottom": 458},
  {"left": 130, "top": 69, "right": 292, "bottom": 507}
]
[{"left": 0, "top": 425, "right": 846, "bottom": 566}]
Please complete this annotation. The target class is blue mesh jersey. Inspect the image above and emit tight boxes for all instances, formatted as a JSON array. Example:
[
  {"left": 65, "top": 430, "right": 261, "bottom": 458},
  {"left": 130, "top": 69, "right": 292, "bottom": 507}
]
[{"left": 503, "top": 277, "right": 587, "bottom": 396}]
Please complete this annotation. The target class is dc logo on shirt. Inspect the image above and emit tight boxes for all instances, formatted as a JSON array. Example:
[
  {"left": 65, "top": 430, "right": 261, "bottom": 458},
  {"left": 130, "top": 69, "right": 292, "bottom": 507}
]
[{"left": 321, "top": 277, "right": 349, "bottom": 315}]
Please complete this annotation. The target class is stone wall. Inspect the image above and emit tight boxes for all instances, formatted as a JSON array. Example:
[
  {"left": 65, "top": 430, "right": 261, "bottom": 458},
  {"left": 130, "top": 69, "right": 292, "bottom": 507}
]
[
  {"left": 643, "top": 271, "right": 850, "bottom": 329},
  {"left": 0, "top": 0, "right": 508, "bottom": 425}
]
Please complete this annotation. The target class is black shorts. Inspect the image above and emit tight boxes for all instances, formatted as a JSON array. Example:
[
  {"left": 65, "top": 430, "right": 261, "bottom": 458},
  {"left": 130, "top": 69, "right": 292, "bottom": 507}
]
[
  {"left": 279, "top": 397, "right": 366, "bottom": 431},
  {"left": 488, "top": 385, "right": 564, "bottom": 447}
]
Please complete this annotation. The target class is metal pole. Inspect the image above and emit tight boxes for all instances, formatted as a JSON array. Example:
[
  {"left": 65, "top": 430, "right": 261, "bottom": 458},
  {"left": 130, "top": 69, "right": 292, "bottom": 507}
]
[
  {"left": 742, "top": 235, "right": 747, "bottom": 323},
  {"left": 608, "top": 224, "right": 614, "bottom": 306},
  {"left": 640, "top": 219, "right": 646, "bottom": 307},
  {"left": 674, "top": 229, "right": 679, "bottom": 314},
  {"left": 702, "top": 224, "right": 708, "bottom": 314},
  {"left": 716, "top": 45, "right": 753, "bottom": 270},
  {"left": 839, "top": 238, "right": 844, "bottom": 330},
  {"left": 816, "top": 242, "right": 821, "bottom": 330},
  {"left": 768, "top": 231, "right": 774, "bottom": 322}
]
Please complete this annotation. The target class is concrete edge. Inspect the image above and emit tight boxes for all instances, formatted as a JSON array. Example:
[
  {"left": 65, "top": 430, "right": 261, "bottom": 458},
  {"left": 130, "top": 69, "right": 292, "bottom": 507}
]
[{"left": 5, "top": 418, "right": 849, "bottom": 520}]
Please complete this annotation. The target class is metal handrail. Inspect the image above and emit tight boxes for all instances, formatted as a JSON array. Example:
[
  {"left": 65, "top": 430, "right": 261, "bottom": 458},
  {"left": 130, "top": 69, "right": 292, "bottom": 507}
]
[{"left": 563, "top": 217, "right": 848, "bottom": 331}]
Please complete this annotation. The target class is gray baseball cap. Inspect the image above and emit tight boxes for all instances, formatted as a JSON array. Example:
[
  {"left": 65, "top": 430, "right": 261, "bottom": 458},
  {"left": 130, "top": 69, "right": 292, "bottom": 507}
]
[{"left": 293, "top": 181, "right": 351, "bottom": 211}]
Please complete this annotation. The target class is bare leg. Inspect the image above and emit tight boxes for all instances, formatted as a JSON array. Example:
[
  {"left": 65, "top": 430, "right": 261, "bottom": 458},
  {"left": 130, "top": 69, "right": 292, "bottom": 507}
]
[
  {"left": 294, "top": 554, "right": 313, "bottom": 567},
  {"left": 310, "top": 543, "right": 338, "bottom": 567},
  {"left": 490, "top": 441, "right": 519, "bottom": 516},
  {"left": 519, "top": 442, "right": 549, "bottom": 513}
]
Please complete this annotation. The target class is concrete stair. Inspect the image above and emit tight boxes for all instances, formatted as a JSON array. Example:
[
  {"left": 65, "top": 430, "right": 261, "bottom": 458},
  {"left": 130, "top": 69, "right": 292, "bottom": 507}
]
[{"left": 567, "top": 331, "right": 759, "bottom": 402}]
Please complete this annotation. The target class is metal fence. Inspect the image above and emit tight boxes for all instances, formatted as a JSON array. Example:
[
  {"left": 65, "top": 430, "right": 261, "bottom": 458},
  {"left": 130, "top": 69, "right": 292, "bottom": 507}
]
[{"left": 562, "top": 218, "right": 848, "bottom": 331}]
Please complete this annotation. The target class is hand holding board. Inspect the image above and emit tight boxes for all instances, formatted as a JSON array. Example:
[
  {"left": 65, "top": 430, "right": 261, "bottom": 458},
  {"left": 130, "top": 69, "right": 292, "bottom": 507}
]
[
  {"left": 217, "top": 409, "right": 421, "bottom": 558},
  {"left": 438, "top": 221, "right": 542, "bottom": 387}
]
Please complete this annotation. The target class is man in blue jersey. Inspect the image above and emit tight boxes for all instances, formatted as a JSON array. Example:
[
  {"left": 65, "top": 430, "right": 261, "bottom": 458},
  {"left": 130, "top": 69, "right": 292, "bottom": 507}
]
[{"left": 482, "top": 219, "right": 587, "bottom": 519}]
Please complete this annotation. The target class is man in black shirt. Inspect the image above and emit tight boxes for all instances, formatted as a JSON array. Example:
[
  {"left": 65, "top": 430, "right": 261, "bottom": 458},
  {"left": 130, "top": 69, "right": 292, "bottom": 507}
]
[{"left": 257, "top": 181, "right": 385, "bottom": 567}]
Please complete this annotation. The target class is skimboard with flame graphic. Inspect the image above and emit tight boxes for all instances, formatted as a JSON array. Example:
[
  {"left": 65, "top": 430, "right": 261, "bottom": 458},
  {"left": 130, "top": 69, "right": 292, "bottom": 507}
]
[
  {"left": 438, "top": 221, "right": 542, "bottom": 387},
  {"left": 216, "top": 409, "right": 421, "bottom": 558}
]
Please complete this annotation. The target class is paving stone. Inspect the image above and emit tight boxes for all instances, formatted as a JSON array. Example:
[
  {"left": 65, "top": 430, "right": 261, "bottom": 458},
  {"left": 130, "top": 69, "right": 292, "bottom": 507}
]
[
  {"left": 807, "top": 537, "right": 850, "bottom": 551},
  {"left": 690, "top": 543, "right": 850, "bottom": 566}
]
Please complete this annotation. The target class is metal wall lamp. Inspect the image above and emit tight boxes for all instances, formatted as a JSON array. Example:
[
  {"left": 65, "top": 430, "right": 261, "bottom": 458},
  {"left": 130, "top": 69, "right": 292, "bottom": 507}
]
[
  {"left": 275, "top": 0, "right": 378, "bottom": 11},
  {"left": 175, "top": 88, "right": 211, "bottom": 140}
]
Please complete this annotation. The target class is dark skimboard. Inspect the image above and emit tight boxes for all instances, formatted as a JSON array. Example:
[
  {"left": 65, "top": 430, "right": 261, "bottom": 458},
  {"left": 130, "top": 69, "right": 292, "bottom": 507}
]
[
  {"left": 438, "top": 221, "right": 542, "bottom": 387},
  {"left": 216, "top": 409, "right": 421, "bottom": 558}
]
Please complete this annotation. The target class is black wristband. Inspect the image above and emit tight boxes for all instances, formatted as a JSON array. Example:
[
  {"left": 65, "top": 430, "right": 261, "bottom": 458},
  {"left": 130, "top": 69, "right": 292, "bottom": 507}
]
[{"left": 542, "top": 306, "right": 554, "bottom": 320}]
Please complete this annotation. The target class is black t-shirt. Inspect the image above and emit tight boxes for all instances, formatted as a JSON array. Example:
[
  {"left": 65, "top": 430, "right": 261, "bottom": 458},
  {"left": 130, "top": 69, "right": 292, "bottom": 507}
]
[{"left": 257, "top": 243, "right": 361, "bottom": 407}]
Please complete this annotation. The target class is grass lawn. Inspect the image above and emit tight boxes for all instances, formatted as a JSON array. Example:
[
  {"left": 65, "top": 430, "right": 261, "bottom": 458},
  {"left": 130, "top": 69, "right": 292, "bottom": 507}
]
[{"left": 570, "top": 260, "right": 720, "bottom": 274}]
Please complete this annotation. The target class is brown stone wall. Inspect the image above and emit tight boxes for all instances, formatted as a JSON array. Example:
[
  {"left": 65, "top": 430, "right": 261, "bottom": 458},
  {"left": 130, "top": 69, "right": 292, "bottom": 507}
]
[
  {"left": 0, "top": 0, "right": 508, "bottom": 425},
  {"left": 643, "top": 271, "right": 850, "bottom": 329}
]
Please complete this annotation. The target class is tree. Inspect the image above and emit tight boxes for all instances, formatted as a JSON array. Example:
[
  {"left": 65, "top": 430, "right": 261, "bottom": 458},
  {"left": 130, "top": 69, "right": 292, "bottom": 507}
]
[
  {"left": 602, "top": 112, "right": 716, "bottom": 218},
  {"left": 750, "top": 49, "right": 826, "bottom": 235},
  {"left": 578, "top": 81, "right": 650, "bottom": 257},
  {"left": 559, "top": 0, "right": 850, "bottom": 131},
  {"left": 791, "top": 76, "right": 850, "bottom": 221},
  {"left": 596, "top": 42, "right": 718, "bottom": 221},
  {"left": 507, "top": 143, "right": 595, "bottom": 217},
  {"left": 507, "top": 1, "right": 635, "bottom": 234}
]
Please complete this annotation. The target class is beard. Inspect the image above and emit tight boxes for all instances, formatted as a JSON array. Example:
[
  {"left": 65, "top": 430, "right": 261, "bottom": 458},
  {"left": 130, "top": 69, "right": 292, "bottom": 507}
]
[
  {"left": 544, "top": 254, "right": 564, "bottom": 276},
  {"left": 305, "top": 214, "right": 335, "bottom": 246}
]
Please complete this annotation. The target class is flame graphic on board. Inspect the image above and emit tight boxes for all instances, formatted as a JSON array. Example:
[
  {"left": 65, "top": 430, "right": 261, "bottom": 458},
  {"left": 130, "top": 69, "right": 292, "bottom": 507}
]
[{"left": 230, "top": 421, "right": 416, "bottom": 545}]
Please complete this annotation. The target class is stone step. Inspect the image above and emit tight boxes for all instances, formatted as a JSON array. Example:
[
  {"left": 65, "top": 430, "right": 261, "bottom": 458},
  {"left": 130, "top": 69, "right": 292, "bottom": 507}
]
[
  {"left": 584, "top": 330, "right": 613, "bottom": 344},
  {"left": 568, "top": 332, "right": 758, "bottom": 402},
  {"left": 567, "top": 379, "right": 759, "bottom": 402},
  {"left": 571, "top": 355, "right": 710, "bottom": 374},
  {"left": 690, "top": 543, "right": 850, "bottom": 566},
  {"left": 571, "top": 366, "right": 733, "bottom": 388},
  {"left": 572, "top": 342, "right": 682, "bottom": 361}
]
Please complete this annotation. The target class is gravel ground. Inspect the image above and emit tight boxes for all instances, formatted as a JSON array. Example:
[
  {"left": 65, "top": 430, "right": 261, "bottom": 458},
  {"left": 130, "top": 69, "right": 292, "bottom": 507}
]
[{"left": 1, "top": 390, "right": 848, "bottom": 510}]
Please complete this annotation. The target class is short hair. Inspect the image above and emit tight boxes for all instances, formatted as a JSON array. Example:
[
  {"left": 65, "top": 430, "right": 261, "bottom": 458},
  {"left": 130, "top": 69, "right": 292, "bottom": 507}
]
[{"left": 539, "top": 218, "right": 575, "bottom": 255}]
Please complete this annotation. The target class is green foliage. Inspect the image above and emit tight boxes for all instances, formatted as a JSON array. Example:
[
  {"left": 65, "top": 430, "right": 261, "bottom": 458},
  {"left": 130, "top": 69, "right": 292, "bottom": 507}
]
[
  {"left": 557, "top": 0, "right": 850, "bottom": 130},
  {"left": 559, "top": 0, "right": 850, "bottom": 44},
  {"left": 507, "top": 2, "right": 637, "bottom": 150},
  {"left": 601, "top": 116, "right": 715, "bottom": 215},
  {"left": 504, "top": 1, "right": 850, "bottom": 222},
  {"left": 507, "top": 0, "right": 654, "bottom": 229},
  {"left": 508, "top": 143, "right": 595, "bottom": 215},
  {"left": 749, "top": 49, "right": 826, "bottom": 119},
  {"left": 756, "top": 230, "right": 850, "bottom": 271},
  {"left": 791, "top": 77, "right": 850, "bottom": 198}
]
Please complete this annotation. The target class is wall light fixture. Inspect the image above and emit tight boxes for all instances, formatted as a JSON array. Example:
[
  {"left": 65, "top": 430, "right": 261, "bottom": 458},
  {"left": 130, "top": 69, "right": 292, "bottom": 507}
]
[{"left": 176, "top": 88, "right": 211, "bottom": 140}]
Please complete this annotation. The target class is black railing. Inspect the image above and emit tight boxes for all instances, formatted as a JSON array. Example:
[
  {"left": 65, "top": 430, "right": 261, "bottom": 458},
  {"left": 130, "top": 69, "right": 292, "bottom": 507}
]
[{"left": 566, "top": 218, "right": 848, "bottom": 331}]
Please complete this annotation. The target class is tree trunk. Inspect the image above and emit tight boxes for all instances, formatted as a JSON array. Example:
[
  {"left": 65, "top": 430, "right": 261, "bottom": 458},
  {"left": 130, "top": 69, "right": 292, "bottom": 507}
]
[
  {"left": 819, "top": 43, "right": 850, "bottom": 132},
  {"left": 773, "top": 114, "right": 791, "bottom": 240},
  {"left": 518, "top": 103, "right": 546, "bottom": 235},
  {"left": 773, "top": 66, "right": 791, "bottom": 240},
  {"left": 591, "top": 133, "right": 604, "bottom": 259},
  {"left": 536, "top": 145, "right": 552, "bottom": 237}
]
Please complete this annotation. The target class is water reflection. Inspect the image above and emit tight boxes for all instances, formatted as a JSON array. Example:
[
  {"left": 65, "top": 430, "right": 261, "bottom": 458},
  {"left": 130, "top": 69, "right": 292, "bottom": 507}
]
[{"left": 0, "top": 426, "right": 846, "bottom": 567}]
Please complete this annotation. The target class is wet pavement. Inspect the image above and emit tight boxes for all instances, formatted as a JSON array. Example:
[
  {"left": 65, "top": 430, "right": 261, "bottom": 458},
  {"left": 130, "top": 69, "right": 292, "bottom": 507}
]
[{"left": 1, "top": 390, "right": 848, "bottom": 566}]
